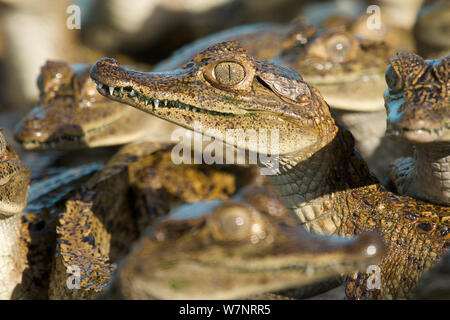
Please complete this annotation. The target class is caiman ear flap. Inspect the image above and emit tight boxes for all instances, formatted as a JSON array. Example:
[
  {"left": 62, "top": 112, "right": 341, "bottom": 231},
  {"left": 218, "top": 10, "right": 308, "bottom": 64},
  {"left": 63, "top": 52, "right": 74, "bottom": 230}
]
[
  {"left": 258, "top": 70, "right": 312, "bottom": 104},
  {"left": 390, "top": 52, "right": 427, "bottom": 86}
]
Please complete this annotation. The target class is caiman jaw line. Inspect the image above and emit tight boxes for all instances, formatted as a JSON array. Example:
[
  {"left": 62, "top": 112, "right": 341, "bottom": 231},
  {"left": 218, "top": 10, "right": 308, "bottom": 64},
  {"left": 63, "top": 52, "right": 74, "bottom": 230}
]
[
  {"left": 387, "top": 122, "right": 450, "bottom": 138},
  {"left": 93, "top": 80, "right": 235, "bottom": 117},
  {"left": 17, "top": 116, "right": 127, "bottom": 149}
]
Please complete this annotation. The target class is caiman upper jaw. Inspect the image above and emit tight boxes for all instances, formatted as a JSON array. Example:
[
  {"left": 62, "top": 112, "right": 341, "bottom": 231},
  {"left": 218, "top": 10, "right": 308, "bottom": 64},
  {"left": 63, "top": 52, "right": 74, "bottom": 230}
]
[{"left": 90, "top": 57, "right": 235, "bottom": 117}]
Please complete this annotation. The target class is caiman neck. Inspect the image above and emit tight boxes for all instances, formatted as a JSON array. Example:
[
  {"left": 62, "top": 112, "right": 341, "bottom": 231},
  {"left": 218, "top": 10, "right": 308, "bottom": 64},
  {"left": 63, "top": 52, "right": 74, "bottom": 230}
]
[
  {"left": 265, "top": 125, "right": 377, "bottom": 235},
  {"left": 411, "top": 144, "right": 450, "bottom": 206},
  {"left": 0, "top": 215, "right": 27, "bottom": 299}
]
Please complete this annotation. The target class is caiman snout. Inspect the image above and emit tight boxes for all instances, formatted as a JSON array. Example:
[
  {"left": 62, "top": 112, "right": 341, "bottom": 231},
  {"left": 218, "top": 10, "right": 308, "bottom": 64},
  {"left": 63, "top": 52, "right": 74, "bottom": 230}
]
[{"left": 90, "top": 57, "right": 129, "bottom": 88}]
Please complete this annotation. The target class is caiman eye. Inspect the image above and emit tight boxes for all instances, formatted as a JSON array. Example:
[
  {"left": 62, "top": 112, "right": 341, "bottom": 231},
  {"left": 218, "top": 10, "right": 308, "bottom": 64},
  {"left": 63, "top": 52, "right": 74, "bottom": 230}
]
[
  {"left": 325, "top": 34, "right": 354, "bottom": 63},
  {"left": 209, "top": 204, "right": 266, "bottom": 243},
  {"left": 385, "top": 65, "right": 403, "bottom": 93},
  {"left": 213, "top": 62, "right": 245, "bottom": 86}
]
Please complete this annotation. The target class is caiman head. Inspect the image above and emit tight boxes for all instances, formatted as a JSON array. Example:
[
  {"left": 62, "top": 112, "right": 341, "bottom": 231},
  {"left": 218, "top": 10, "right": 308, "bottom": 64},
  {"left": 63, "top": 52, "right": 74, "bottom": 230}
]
[
  {"left": 384, "top": 53, "right": 449, "bottom": 144},
  {"left": 90, "top": 42, "right": 337, "bottom": 160},
  {"left": 14, "top": 61, "right": 161, "bottom": 150},
  {"left": 277, "top": 23, "right": 392, "bottom": 111},
  {"left": 106, "top": 184, "right": 384, "bottom": 299},
  {"left": 0, "top": 130, "right": 30, "bottom": 219}
]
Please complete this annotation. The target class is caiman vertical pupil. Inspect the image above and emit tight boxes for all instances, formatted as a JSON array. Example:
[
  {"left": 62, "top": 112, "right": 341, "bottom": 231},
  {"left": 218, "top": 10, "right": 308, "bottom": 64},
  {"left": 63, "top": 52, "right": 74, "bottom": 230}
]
[{"left": 214, "top": 62, "right": 245, "bottom": 85}]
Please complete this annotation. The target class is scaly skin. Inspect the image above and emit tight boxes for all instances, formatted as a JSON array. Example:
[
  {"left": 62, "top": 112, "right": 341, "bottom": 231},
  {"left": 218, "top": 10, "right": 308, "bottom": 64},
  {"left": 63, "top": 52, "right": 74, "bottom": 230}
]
[
  {"left": 0, "top": 130, "right": 30, "bottom": 299},
  {"left": 49, "top": 142, "right": 257, "bottom": 299},
  {"left": 90, "top": 42, "right": 450, "bottom": 299},
  {"left": 102, "top": 183, "right": 384, "bottom": 300},
  {"left": 414, "top": 0, "right": 450, "bottom": 59},
  {"left": 15, "top": 23, "right": 399, "bottom": 181},
  {"left": 14, "top": 61, "right": 176, "bottom": 150},
  {"left": 385, "top": 53, "right": 449, "bottom": 206}
]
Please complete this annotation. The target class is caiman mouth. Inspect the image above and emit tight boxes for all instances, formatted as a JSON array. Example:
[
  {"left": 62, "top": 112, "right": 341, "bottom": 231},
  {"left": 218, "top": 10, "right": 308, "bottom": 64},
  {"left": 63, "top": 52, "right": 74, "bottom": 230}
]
[
  {"left": 387, "top": 122, "right": 450, "bottom": 143},
  {"left": 216, "top": 255, "right": 369, "bottom": 275},
  {"left": 15, "top": 116, "right": 128, "bottom": 150},
  {"left": 92, "top": 80, "right": 235, "bottom": 118},
  {"left": 18, "top": 133, "right": 85, "bottom": 150}
]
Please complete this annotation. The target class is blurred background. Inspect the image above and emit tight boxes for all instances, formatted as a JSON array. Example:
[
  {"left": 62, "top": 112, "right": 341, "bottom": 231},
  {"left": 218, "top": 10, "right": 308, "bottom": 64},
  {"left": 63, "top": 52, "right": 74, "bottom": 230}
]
[{"left": 0, "top": 0, "right": 448, "bottom": 168}]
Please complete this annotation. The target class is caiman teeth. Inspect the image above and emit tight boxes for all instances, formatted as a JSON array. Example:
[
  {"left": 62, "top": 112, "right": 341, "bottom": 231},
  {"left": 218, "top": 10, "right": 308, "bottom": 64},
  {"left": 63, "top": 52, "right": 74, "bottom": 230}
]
[
  {"left": 388, "top": 123, "right": 450, "bottom": 137},
  {"left": 93, "top": 80, "right": 234, "bottom": 117},
  {"left": 21, "top": 133, "right": 84, "bottom": 149}
]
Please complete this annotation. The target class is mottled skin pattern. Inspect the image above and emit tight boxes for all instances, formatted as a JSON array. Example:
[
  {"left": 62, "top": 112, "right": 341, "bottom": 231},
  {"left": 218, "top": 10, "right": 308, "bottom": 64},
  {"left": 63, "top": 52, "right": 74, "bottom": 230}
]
[
  {"left": 16, "top": 163, "right": 99, "bottom": 299},
  {"left": 102, "top": 183, "right": 384, "bottom": 300},
  {"left": 90, "top": 42, "right": 449, "bottom": 299},
  {"left": 414, "top": 0, "right": 450, "bottom": 59},
  {"left": 0, "top": 130, "right": 30, "bottom": 299},
  {"left": 14, "top": 61, "right": 176, "bottom": 150},
  {"left": 49, "top": 142, "right": 256, "bottom": 299},
  {"left": 386, "top": 53, "right": 449, "bottom": 206}
]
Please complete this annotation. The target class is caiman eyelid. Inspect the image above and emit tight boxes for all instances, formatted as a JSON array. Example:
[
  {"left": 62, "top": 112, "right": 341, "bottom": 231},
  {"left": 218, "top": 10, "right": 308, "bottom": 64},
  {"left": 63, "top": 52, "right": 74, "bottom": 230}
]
[
  {"left": 203, "top": 59, "right": 254, "bottom": 91},
  {"left": 385, "top": 65, "right": 403, "bottom": 94}
]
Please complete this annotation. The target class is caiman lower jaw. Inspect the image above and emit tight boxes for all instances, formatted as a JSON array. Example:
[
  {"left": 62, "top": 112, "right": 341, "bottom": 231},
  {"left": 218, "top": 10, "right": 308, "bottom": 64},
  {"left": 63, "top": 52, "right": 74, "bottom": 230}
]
[
  {"left": 218, "top": 257, "right": 369, "bottom": 276},
  {"left": 18, "top": 134, "right": 86, "bottom": 151},
  {"left": 93, "top": 80, "right": 235, "bottom": 117},
  {"left": 387, "top": 122, "right": 450, "bottom": 143},
  {"left": 15, "top": 115, "right": 133, "bottom": 151}
]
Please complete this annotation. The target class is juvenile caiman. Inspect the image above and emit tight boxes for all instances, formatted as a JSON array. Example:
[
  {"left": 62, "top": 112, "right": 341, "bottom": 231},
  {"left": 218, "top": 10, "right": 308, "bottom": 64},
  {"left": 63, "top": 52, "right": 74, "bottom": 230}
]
[
  {"left": 385, "top": 53, "right": 449, "bottom": 206},
  {"left": 0, "top": 129, "right": 30, "bottom": 299},
  {"left": 15, "top": 22, "right": 399, "bottom": 181},
  {"left": 14, "top": 24, "right": 288, "bottom": 151},
  {"left": 46, "top": 142, "right": 383, "bottom": 299},
  {"left": 414, "top": 0, "right": 450, "bottom": 59},
  {"left": 0, "top": 128, "right": 103, "bottom": 299},
  {"left": 14, "top": 61, "right": 176, "bottom": 150},
  {"left": 101, "top": 182, "right": 384, "bottom": 300},
  {"left": 90, "top": 42, "right": 450, "bottom": 299}
]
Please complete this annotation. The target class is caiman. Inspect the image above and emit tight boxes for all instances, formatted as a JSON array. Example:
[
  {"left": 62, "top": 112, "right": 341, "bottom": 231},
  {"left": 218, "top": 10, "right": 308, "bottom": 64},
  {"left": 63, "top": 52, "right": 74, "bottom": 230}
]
[
  {"left": 101, "top": 182, "right": 384, "bottom": 300},
  {"left": 414, "top": 0, "right": 450, "bottom": 59},
  {"left": 0, "top": 128, "right": 103, "bottom": 299},
  {"left": 47, "top": 142, "right": 259, "bottom": 299},
  {"left": 0, "top": 129, "right": 30, "bottom": 299},
  {"left": 14, "top": 24, "right": 287, "bottom": 151},
  {"left": 15, "top": 22, "right": 400, "bottom": 181},
  {"left": 350, "top": 0, "right": 422, "bottom": 53},
  {"left": 90, "top": 42, "right": 450, "bottom": 299},
  {"left": 385, "top": 53, "right": 449, "bottom": 206},
  {"left": 14, "top": 61, "right": 176, "bottom": 150}
]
